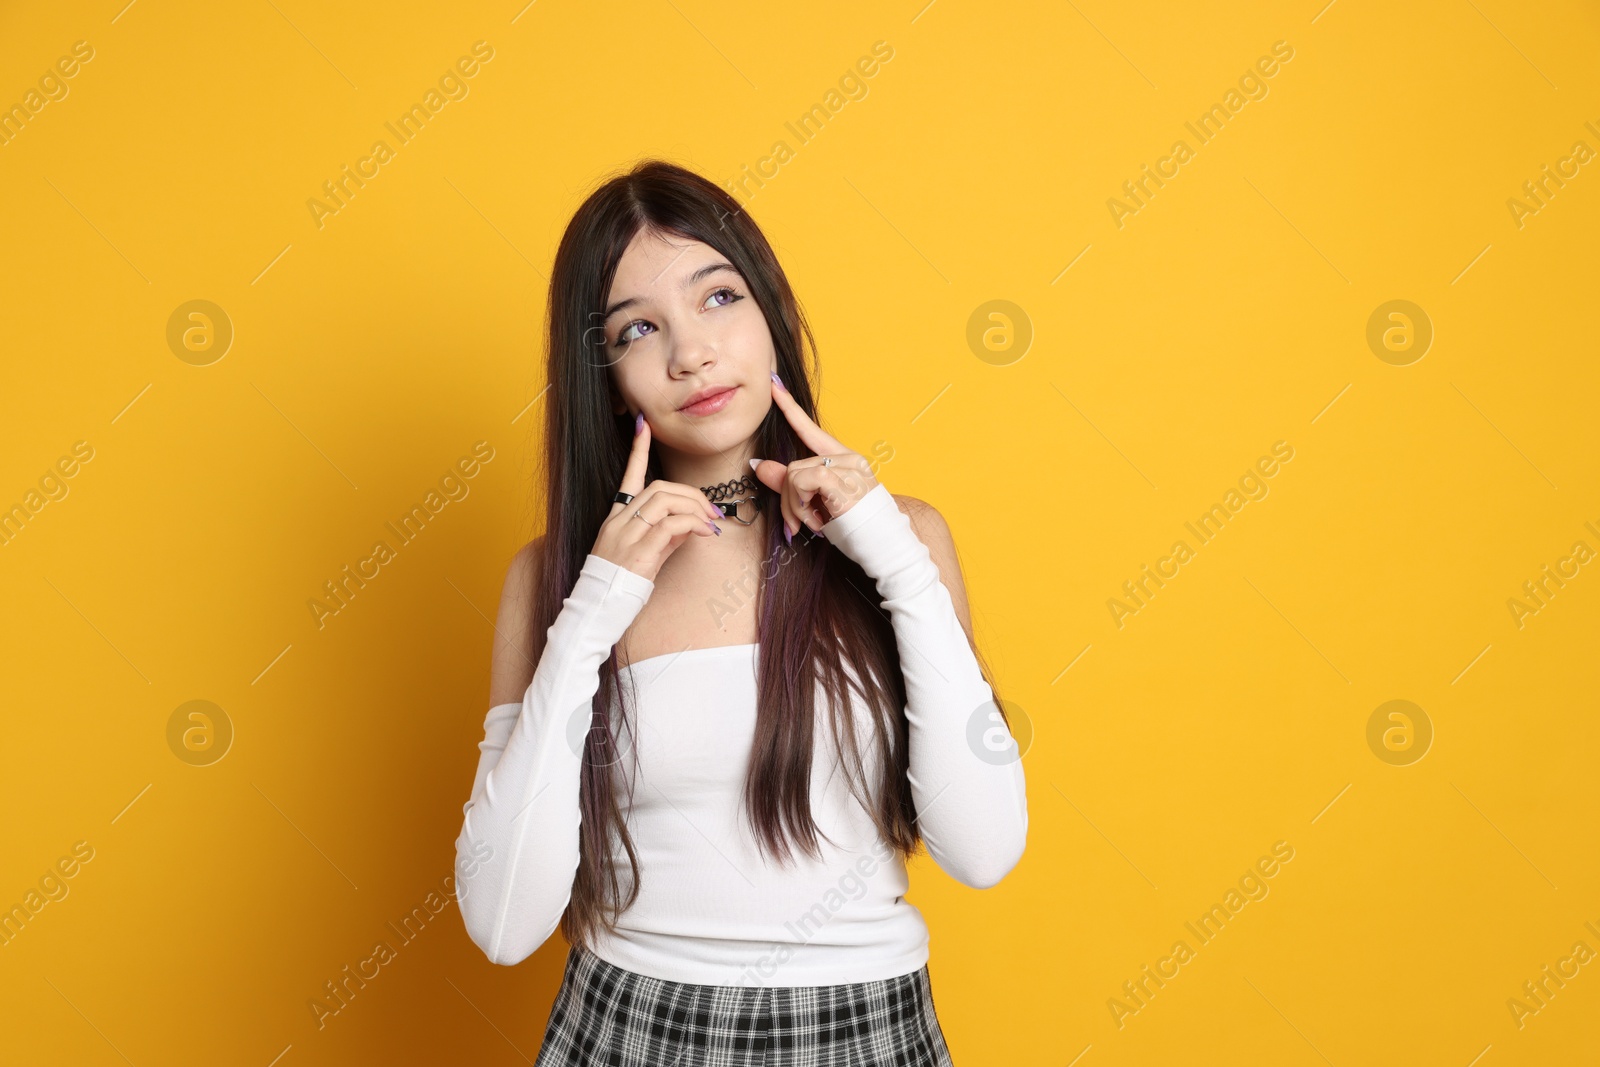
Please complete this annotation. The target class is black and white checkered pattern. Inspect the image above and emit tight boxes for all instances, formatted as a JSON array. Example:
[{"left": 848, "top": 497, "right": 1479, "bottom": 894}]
[{"left": 532, "top": 943, "right": 957, "bottom": 1066}]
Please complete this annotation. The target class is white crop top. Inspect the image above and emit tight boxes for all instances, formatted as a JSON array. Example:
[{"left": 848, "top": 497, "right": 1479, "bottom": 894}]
[{"left": 454, "top": 482, "right": 1028, "bottom": 986}]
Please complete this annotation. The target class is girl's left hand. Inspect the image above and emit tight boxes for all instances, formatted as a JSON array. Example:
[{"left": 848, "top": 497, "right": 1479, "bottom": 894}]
[{"left": 749, "top": 373, "right": 880, "bottom": 543}]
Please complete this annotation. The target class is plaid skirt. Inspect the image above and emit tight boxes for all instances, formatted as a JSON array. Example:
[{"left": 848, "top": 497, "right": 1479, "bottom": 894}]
[{"left": 533, "top": 943, "right": 956, "bottom": 1066}]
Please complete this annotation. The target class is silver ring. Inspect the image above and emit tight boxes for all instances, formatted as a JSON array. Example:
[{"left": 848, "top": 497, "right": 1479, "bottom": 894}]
[
  {"left": 822, "top": 456, "right": 833, "bottom": 467},
  {"left": 633, "top": 509, "right": 654, "bottom": 526}
]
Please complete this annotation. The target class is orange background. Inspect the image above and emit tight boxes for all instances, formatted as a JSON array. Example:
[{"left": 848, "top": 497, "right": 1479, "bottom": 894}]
[{"left": 2, "top": 1, "right": 1598, "bottom": 1063}]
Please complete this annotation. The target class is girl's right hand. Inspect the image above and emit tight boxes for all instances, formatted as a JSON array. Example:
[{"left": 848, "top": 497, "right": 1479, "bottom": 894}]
[{"left": 591, "top": 412, "right": 724, "bottom": 583}]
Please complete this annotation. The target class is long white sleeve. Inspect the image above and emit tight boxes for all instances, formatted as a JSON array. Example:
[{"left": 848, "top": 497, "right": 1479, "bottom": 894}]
[
  {"left": 455, "top": 553, "right": 654, "bottom": 965},
  {"left": 820, "top": 483, "right": 1028, "bottom": 889}
]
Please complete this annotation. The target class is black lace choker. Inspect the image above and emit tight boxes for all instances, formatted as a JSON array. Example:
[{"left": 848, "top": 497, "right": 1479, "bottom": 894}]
[{"left": 699, "top": 473, "right": 763, "bottom": 526}]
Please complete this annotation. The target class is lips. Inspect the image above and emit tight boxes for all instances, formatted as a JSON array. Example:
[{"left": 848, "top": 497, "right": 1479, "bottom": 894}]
[{"left": 678, "top": 385, "right": 739, "bottom": 414}]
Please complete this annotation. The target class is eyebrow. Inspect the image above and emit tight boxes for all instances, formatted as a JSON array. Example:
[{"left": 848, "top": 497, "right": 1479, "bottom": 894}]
[{"left": 603, "top": 261, "right": 742, "bottom": 323}]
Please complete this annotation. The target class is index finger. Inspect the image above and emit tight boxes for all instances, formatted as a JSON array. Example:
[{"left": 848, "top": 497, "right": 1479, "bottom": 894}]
[
  {"left": 770, "top": 375, "right": 846, "bottom": 456},
  {"left": 614, "top": 411, "right": 651, "bottom": 505}
]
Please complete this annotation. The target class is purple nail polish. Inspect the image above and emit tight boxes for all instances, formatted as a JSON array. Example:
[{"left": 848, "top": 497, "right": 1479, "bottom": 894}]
[
  {"left": 770, "top": 371, "right": 786, "bottom": 392},
  {"left": 708, "top": 521, "right": 721, "bottom": 536},
  {"left": 714, "top": 504, "right": 727, "bottom": 517},
  {"left": 634, "top": 411, "right": 644, "bottom": 435},
  {"left": 783, "top": 523, "right": 792, "bottom": 546}
]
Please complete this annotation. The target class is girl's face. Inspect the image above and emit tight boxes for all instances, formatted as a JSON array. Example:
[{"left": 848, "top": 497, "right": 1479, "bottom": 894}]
[{"left": 601, "top": 227, "right": 776, "bottom": 457}]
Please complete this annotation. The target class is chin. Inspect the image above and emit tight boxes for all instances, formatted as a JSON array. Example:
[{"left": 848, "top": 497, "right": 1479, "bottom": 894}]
[{"left": 694, "top": 421, "right": 762, "bottom": 451}]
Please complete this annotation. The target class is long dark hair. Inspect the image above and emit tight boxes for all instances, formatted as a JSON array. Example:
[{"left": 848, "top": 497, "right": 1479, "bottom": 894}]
[{"left": 529, "top": 159, "right": 1004, "bottom": 948}]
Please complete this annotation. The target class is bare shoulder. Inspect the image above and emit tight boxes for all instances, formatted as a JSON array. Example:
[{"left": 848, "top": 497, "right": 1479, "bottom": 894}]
[
  {"left": 890, "top": 493, "right": 975, "bottom": 643},
  {"left": 488, "top": 534, "right": 545, "bottom": 707},
  {"left": 891, "top": 493, "right": 949, "bottom": 540},
  {"left": 891, "top": 493, "right": 957, "bottom": 560}
]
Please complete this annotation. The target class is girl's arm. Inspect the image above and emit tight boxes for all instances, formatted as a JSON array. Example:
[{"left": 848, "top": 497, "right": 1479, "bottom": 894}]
[
  {"left": 454, "top": 552, "right": 654, "bottom": 965},
  {"left": 821, "top": 482, "right": 1029, "bottom": 888}
]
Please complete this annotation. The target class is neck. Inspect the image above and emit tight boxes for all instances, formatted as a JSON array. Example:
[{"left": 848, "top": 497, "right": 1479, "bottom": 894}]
[
  {"left": 655, "top": 444, "right": 767, "bottom": 541},
  {"left": 657, "top": 445, "right": 759, "bottom": 496}
]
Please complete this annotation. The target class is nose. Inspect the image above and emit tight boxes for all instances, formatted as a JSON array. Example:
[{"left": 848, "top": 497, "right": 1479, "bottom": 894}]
[{"left": 666, "top": 319, "right": 717, "bottom": 377}]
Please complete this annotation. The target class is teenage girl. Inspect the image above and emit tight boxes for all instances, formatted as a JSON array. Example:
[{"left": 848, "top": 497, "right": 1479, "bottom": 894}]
[{"left": 455, "top": 159, "right": 1028, "bottom": 1066}]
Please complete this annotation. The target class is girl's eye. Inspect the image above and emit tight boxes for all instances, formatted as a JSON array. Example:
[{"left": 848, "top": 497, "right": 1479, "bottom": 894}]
[
  {"left": 612, "top": 287, "right": 743, "bottom": 348},
  {"left": 614, "top": 319, "right": 652, "bottom": 348},
  {"left": 704, "top": 286, "right": 743, "bottom": 310}
]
